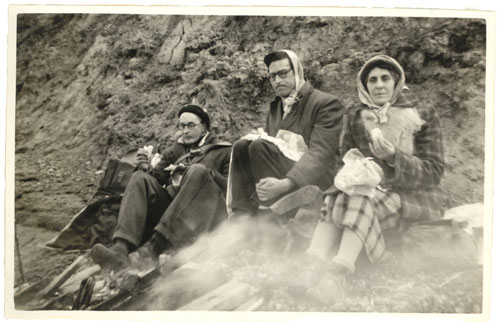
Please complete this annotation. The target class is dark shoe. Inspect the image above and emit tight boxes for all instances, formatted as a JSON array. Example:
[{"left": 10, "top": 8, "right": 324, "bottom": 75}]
[
  {"left": 288, "top": 254, "right": 346, "bottom": 303},
  {"left": 330, "top": 260, "right": 354, "bottom": 275},
  {"left": 306, "top": 271, "right": 346, "bottom": 304},
  {"left": 91, "top": 243, "right": 129, "bottom": 270},
  {"left": 128, "top": 241, "right": 159, "bottom": 271},
  {"left": 128, "top": 233, "right": 170, "bottom": 271},
  {"left": 287, "top": 253, "right": 326, "bottom": 296},
  {"left": 229, "top": 208, "right": 256, "bottom": 218}
]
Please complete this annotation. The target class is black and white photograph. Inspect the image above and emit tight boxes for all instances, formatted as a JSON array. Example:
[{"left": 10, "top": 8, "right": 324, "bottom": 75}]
[{"left": 4, "top": 3, "right": 495, "bottom": 321}]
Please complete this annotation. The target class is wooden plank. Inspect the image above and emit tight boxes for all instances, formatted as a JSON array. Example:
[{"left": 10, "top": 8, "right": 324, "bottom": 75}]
[
  {"left": 233, "top": 296, "right": 265, "bottom": 311},
  {"left": 89, "top": 245, "right": 215, "bottom": 311},
  {"left": 14, "top": 277, "right": 50, "bottom": 301},
  {"left": 88, "top": 288, "right": 133, "bottom": 311},
  {"left": 72, "top": 277, "right": 96, "bottom": 310},
  {"left": 41, "top": 255, "right": 86, "bottom": 297},
  {"left": 38, "top": 291, "right": 78, "bottom": 310},
  {"left": 178, "top": 280, "right": 256, "bottom": 311},
  {"left": 14, "top": 277, "right": 52, "bottom": 309},
  {"left": 17, "top": 265, "right": 101, "bottom": 311},
  {"left": 59, "top": 264, "right": 101, "bottom": 294},
  {"left": 119, "top": 263, "right": 230, "bottom": 310},
  {"left": 116, "top": 265, "right": 198, "bottom": 310},
  {"left": 89, "top": 256, "right": 184, "bottom": 311}
]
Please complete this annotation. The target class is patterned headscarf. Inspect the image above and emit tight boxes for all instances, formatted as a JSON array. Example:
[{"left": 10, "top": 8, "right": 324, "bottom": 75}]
[
  {"left": 278, "top": 50, "right": 306, "bottom": 118},
  {"left": 357, "top": 55, "right": 408, "bottom": 123}
]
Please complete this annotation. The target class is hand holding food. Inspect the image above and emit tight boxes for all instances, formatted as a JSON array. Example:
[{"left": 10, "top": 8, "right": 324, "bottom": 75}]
[
  {"left": 164, "top": 163, "right": 187, "bottom": 174},
  {"left": 370, "top": 128, "right": 384, "bottom": 143},
  {"left": 369, "top": 128, "right": 395, "bottom": 163},
  {"left": 136, "top": 148, "right": 150, "bottom": 171}
]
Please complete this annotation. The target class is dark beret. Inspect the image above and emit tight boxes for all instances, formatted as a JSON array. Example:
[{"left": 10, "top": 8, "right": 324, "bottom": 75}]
[{"left": 177, "top": 105, "right": 211, "bottom": 130}]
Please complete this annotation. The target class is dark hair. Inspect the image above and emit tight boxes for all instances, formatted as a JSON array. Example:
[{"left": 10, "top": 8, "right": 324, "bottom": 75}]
[
  {"left": 361, "top": 62, "right": 401, "bottom": 90},
  {"left": 264, "top": 51, "right": 293, "bottom": 69},
  {"left": 177, "top": 105, "right": 211, "bottom": 130}
]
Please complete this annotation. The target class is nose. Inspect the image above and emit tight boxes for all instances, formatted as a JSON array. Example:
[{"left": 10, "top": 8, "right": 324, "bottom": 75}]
[{"left": 375, "top": 78, "right": 384, "bottom": 88}]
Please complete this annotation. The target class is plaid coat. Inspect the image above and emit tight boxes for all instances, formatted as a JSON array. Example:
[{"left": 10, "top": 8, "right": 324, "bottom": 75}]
[{"left": 330, "top": 98, "right": 445, "bottom": 221}]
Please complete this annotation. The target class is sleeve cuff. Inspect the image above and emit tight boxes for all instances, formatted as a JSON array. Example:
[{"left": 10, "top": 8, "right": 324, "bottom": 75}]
[
  {"left": 381, "top": 149, "right": 401, "bottom": 183},
  {"left": 391, "top": 148, "right": 410, "bottom": 183},
  {"left": 285, "top": 168, "right": 307, "bottom": 188}
]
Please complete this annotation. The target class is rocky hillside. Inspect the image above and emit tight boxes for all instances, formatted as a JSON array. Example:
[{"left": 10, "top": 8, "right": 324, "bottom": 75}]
[{"left": 15, "top": 14, "right": 486, "bottom": 231}]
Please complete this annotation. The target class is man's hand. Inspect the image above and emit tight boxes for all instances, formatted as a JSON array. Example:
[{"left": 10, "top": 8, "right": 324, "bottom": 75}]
[
  {"left": 256, "top": 177, "right": 295, "bottom": 202},
  {"left": 136, "top": 148, "right": 150, "bottom": 171},
  {"left": 165, "top": 163, "right": 187, "bottom": 173}
]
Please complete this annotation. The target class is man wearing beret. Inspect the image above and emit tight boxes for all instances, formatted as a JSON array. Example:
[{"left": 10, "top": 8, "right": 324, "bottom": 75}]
[
  {"left": 229, "top": 50, "right": 345, "bottom": 214},
  {"left": 92, "top": 105, "right": 232, "bottom": 269}
]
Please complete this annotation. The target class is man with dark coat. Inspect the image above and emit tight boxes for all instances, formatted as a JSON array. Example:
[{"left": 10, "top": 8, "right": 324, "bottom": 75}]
[
  {"left": 91, "top": 105, "right": 232, "bottom": 269},
  {"left": 228, "top": 50, "right": 345, "bottom": 214}
]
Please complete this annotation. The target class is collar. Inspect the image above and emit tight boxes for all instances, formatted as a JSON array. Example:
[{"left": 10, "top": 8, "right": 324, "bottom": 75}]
[
  {"left": 353, "top": 93, "right": 415, "bottom": 116},
  {"left": 272, "top": 81, "right": 312, "bottom": 105}
]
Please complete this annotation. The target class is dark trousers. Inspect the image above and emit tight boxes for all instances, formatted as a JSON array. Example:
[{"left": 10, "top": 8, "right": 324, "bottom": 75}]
[
  {"left": 113, "top": 164, "right": 227, "bottom": 249},
  {"left": 230, "top": 138, "right": 295, "bottom": 212}
]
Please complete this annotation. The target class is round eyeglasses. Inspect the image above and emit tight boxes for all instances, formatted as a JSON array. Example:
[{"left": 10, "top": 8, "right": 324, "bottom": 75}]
[
  {"left": 269, "top": 68, "right": 292, "bottom": 81},
  {"left": 178, "top": 122, "right": 201, "bottom": 130}
]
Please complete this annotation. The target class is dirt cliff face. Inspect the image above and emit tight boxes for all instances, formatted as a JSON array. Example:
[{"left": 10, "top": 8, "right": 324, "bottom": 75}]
[{"left": 15, "top": 15, "right": 486, "bottom": 232}]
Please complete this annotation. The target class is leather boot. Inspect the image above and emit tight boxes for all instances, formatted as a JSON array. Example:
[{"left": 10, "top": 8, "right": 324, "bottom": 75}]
[{"left": 90, "top": 239, "right": 129, "bottom": 270}]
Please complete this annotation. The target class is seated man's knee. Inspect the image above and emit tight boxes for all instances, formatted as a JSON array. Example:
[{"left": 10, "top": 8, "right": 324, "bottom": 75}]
[
  {"left": 232, "top": 138, "right": 251, "bottom": 154},
  {"left": 248, "top": 139, "right": 272, "bottom": 160},
  {"left": 123, "top": 170, "right": 156, "bottom": 193},
  {"left": 129, "top": 170, "right": 151, "bottom": 183},
  {"left": 185, "top": 163, "right": 209, "bottom": 179}
]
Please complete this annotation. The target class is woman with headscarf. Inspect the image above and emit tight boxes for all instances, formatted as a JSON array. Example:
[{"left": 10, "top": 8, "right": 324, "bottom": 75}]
[
  {"left": 228, "top": 49, "right": 345, "bottom": 215},
  {"left": 306, "top": 55, "right": 444, "bottom": 276}
]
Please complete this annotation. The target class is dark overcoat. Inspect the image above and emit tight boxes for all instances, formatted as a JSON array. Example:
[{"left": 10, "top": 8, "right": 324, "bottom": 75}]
[{"left": 265, "top": 81, "right": 345, "bottom": 190}]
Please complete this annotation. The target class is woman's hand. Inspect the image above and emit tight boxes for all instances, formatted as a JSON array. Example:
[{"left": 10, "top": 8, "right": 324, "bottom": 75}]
[
  {"left": 369, "top": 130, "right": 395, "bottom": 164},
  {"left": 256, "top": 177, "right": 295, "bottom": 201}
]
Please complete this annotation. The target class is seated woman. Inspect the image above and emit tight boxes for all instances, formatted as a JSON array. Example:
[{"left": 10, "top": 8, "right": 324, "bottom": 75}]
[{"left": 306, "top": 55, "right": 445, "bottom": 275}]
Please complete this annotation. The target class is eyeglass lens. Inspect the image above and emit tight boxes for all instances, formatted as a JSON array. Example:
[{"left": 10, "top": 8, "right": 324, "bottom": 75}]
[
  {"left": 178, "top": 122, "right": 199, "bottom": 130},
  {"left": 269, "top": 69, "right": 292, "bottom": 80}
]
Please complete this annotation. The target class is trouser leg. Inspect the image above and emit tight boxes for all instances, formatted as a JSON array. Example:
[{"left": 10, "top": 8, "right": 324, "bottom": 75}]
[
  {"left": 230, "top": 139, "right": 259, "bottom": 212},
  {"left": 155, "top": 164, "right": 227, "bottom": 247},
  {"left": 248, "top": 138, "right": 295, "bottom": 179},
  {"left": 230, "top": 138, "right": 295, "bottom": 211},
  {"left": 249, "top": 139, "right": 296, "bottom": 205},
  {"left": 113, "top": 171, "right": 172, "bottom": 248}
]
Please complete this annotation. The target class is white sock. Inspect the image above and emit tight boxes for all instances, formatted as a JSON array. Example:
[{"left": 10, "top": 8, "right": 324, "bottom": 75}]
[{"left": 332, "top": 228, "right": 363, "bottom": 273}]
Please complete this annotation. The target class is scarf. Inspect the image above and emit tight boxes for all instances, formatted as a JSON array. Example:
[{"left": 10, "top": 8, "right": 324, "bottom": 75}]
[
  {"left": 280, "top": 50, "right": 306, "bottom": 119},
  {"left": 357, "top": 55, "right": 408, "bottom": 123}
]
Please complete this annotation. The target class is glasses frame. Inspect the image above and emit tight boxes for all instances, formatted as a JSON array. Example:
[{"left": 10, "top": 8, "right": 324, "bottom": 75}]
[
  {"left": 178, "top": 122, "right": 202, "bottom": 130},
  {"left": 269, "top": 68, "right": 293, "bottom": 81}
]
